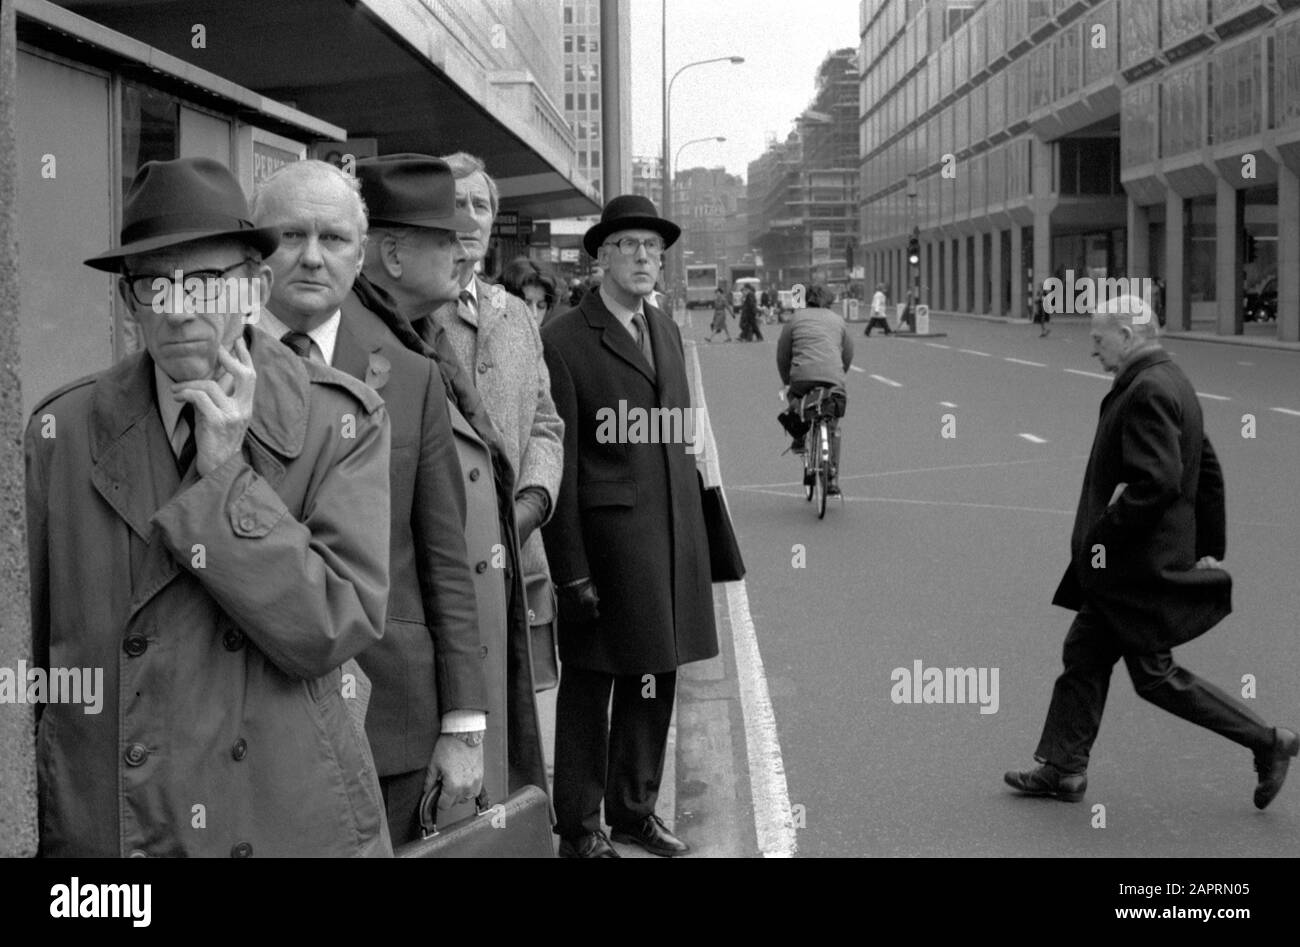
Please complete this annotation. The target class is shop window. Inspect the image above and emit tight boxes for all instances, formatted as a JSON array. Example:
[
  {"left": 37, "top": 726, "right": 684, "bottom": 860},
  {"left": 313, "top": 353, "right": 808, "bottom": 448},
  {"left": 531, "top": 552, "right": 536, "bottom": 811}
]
[{"left": 121, "top": 82, "right": 179, "bottom": 197}]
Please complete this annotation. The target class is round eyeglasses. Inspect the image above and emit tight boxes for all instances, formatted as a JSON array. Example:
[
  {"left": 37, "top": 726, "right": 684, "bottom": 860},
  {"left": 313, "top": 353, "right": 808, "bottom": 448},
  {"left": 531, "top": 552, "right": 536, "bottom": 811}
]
[{"left": 603, "top": 237, "right": 664, "bottom": 258}]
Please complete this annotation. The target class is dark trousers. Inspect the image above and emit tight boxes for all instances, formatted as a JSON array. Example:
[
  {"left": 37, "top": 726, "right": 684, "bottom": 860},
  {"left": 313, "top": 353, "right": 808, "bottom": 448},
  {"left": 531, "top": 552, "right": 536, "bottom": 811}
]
[
  {"left": 380, "top": 769, "right": 425, "bottom": 847},
  {"left": 553, "top": 665, "right": 677, "bottom": 837},
  {"left": 1035, "top": 607, "right": 1273, "bottom": 774},
  {"left": 864, "top": 315, "right": 892, "bottom": 335}
]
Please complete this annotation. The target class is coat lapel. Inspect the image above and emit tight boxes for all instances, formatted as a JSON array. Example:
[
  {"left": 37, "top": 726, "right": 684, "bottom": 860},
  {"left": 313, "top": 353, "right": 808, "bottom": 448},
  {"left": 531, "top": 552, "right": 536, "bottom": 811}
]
[
  {"left": 582, "top": 291, "right": 655, "bottom": 387},
  {"left": 472, "top": 276, "right": 504, "bottom": 355}
]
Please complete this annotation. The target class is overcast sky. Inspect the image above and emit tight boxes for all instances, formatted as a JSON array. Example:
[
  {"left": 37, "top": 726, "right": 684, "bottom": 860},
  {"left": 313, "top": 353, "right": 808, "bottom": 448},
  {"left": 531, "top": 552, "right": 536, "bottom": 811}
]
[{"left": 628, "top": 0, "right": 861, "bottom": 183}]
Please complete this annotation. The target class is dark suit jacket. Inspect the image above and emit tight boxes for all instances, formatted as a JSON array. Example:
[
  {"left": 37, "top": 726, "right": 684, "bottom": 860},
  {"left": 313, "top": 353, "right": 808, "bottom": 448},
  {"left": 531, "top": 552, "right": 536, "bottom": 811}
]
[
  {"left": 337, "top": 288, "right": 486, "bottom": 777},
  {"left": 541, "top": 291, "right": 718, "bottom": 674},
  {"left": 1053, "top": 348, "right": 1232, "bottom": 653},
  {"left": 354, "top": 275, "right": 549, "bottom": 798}
]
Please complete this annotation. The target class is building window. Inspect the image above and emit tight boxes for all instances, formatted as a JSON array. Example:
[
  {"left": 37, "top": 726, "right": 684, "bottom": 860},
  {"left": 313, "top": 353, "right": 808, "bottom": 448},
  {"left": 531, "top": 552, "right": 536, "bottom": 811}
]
[
  {"left": 564, "top": 36, "right": 573, "bottom": 53},
  {"left": 564, "top": 4, "right": 572, "bottom": 25},
  {"left": 591, "top": 91, "right": 600, "bottom": 110},
  {"left": 578, "top": 92, "right": 586, "bottom": 110},
  {"left": 565, "top": 93, "right": 574, "bottom": 111},
  {"left": 590, "top": 38, "right": 599, "bottom": 53},
  {"left": 579, "top": 151, "right": 588, "bottom": 168},
  {"left": 565, "top": 64, "right": 573, "bottom": 82},
  {"left": 576, "top": 35, "right": 586, "bottom": 53},
  {"left": 591, "top": 150, "right": 600, "bottom": 168}
]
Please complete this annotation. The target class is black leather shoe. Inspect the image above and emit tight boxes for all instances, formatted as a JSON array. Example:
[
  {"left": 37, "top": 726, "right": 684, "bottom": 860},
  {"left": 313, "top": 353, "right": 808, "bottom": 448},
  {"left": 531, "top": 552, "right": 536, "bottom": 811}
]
[
  {"left": 1254, "top": 727, "right": 1300, "bottom": 810},
  {"left": 610, "top": 814, "right": 690, "bottom": 857},
  {"left": 1004, "top": 763, "right": 1087, "bottom": 802},
  {"left": 558, "top": 830, "right": 620, "bottom": 858}
]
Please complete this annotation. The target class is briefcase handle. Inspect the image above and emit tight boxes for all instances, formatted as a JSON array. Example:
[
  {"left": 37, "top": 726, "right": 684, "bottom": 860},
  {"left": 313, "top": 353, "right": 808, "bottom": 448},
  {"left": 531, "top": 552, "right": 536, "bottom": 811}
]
[{"left": 417, "top": 783, "right": 494, "bottom": 839}]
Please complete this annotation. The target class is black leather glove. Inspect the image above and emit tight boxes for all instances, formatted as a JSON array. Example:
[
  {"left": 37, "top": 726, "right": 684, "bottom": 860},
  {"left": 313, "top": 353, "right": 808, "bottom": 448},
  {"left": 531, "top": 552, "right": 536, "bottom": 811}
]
[
  {"left": 514, "top": 487, "right": 550, "bottom": 544},
  {"left": 557, "top": 577, "right": 600, "bottom": 625}
]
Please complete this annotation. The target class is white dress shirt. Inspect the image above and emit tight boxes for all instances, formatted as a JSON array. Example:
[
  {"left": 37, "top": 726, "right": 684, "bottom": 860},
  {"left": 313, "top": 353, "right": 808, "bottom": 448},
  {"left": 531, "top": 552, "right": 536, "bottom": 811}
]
[{"left": 254, "top": 308, "right": 342, "bottom": 365}]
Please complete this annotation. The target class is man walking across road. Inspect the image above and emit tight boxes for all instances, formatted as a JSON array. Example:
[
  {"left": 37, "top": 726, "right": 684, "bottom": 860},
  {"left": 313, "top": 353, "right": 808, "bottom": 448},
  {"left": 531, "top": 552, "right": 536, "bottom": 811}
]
[
  {"left": 541, "top": 195, "right": 719, "bottom": 858},
  {"left": 865, "top": 282, "right": 892, "bottom": 336},
  {"left": 1005, "top": 295, "right": 1298, "bottom": 807}
]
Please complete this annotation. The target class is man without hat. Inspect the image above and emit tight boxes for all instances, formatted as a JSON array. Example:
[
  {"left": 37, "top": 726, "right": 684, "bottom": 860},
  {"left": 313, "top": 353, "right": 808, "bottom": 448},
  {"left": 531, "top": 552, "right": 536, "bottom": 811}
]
[
  {"left": 27, "top": 156, "right": 393, "bottom": 856},
  {"left": 252, "top": 157, "right": 489, "bottom": 843},
  {"left": 541, "top": 195, "right": 719, "bottom": 857}
]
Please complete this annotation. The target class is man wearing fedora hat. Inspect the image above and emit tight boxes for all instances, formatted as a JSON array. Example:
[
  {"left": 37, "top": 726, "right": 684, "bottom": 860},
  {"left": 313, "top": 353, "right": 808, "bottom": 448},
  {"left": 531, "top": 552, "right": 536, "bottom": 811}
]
[
  {"left": 26, "top": 156, "right": 394, "bottom": 856},
  {"left": 251, "top": 157, "right": 494, "bottom": 844},
  {"left": 541, "top": 195, "right": 719, "bottom": 858}
]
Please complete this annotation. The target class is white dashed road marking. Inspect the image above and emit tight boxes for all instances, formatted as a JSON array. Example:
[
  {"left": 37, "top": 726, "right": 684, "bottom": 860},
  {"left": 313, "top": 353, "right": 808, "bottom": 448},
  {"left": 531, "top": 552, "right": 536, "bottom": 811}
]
[
  {"left": 1004, "top": 357, "right": 1046, "bottom": 367},
  {"left": 925, "top": 342, "right": 951, "bottom": 349},
  {"left": 1018, "top": 433, "right": 1048, "bottom": 444},
  {"left": 1064, "top": 368, "right": 1112, "bottom": 381},
  {"left": 1196, "top": 392, "right": 1230, "bottom": 402},
  {"left": 959, "top": 349, "right": 991, "bottom": 357},
  {"left": 849, "top": 365, "right": 865, "bottom": 373},
  {"left": 1271, "top": 407, "right": 1300, "bottom": 417},
  {"left": 869, "top": 374, "right": 902, "bottom": 387},
  {"left": 939, "top": 401, "right": 958, "bottom": 408}
]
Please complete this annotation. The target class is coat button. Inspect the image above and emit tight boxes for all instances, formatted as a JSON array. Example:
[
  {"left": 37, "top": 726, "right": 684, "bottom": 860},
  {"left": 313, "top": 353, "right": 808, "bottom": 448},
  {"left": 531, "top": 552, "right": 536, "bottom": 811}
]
[
  {"left": 477, "top": 362, "right": 488, "bottom": 374},
  {"left": 231, "top": 842, "right": 253, "bottom": 858},
  {"left": 231, "top": 738, "right": 248, "bottom": 761},
  {"left": 128, "top": 849, "right": 149, "bottom": 858},
  {"left": 239, "top": 515, "right": 257, "bottom": 531},
  {"left": 123, "top": 635, "right": 148, "bottom": 657},
  {"left": 528, "top": 608, "right": 537, "bottom": 623},
  {"left": 468, "top": 468, "right": 480, "bottom": 481},
  {"left": 124, "top": 743, "right": 149, "bottom": 766},
  {"left": 222, "top": 628, "right": 245, "bottom": 651},
  {"left": 475, "top": 561, "right": 488, "bottom": 574},
  {"left": 480, "top": 646, "right": 489, "bottom": 658}
]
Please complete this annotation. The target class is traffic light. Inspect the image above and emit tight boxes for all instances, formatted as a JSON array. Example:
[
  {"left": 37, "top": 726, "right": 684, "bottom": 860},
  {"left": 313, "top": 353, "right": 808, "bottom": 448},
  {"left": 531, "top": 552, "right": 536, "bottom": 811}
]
[{"left": 907, "top": 233, "right": 920, "bottom": 267}]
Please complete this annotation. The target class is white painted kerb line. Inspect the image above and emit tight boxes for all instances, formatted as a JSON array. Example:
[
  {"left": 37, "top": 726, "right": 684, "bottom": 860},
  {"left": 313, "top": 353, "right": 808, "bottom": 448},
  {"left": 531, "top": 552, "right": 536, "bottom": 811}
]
[
  {"left": 869, "top": 374, "right": 902, "bottom": 387},
  {"left": 688, "top": 343, "right": 797, "bottom": 858},
  {"left": 1018, "top": 433, "right": 1048, "bottom": 444}
]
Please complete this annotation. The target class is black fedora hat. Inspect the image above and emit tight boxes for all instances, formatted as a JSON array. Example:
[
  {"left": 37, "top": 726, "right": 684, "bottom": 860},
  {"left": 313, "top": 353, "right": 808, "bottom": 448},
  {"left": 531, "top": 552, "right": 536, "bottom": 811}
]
[
  {"left": 356, "top": 154, "right": 478, "bottom": 233},
  {"left": 583, "top": 194, "right": 681, "bottom": 258},
  {"left": 85, "top": 157, "right": 279, "bottom": 272}
]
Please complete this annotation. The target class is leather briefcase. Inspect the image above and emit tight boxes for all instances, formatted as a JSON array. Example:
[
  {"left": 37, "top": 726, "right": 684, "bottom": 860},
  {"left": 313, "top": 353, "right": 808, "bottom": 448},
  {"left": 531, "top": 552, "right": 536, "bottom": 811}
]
[
  {"left": 524, "top": 571, "right": 559, "bottom": 692},
  {"left": 697, "top": 470, "right": 746, "bottom": 582},
  {"left": 396, "top": 784, "right": 555, "bottom": 858}
]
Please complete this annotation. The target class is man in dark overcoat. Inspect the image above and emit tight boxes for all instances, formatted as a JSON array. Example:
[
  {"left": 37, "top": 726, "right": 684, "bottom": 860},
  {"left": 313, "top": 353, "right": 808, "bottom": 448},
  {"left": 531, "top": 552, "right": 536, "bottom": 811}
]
[
  {"left": 541, "top": 196, "right": 719, "bottom": 857},
  {"left": 1005, "top": 295, "right": 1298, "bottom": 808}
]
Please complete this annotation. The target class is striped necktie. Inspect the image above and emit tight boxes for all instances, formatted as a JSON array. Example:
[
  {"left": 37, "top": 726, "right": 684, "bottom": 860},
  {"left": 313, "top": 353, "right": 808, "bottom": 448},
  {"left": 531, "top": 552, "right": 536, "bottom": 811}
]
[
  {"left": 631, "top": 311, "right": 654, "bottom": 375},
  {"left": 280, "top": 330, "right": 314, "bottom": 361},
  {"left": 174, "top": 402, "right": 197, "bottom": 475}
]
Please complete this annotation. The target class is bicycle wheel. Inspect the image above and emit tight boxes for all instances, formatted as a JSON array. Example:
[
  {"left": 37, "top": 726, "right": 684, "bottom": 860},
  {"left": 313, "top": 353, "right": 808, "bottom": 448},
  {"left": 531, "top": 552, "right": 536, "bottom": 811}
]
[{"left": 813, "top": 421, "right": 828, "bottom": 519}]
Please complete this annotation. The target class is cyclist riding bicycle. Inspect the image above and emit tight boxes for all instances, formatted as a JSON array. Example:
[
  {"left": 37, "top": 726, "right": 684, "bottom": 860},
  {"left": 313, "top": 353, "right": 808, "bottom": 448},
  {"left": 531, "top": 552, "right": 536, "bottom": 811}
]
[{"left": 775, "top": 283, "right": 854, "bottom": 496}]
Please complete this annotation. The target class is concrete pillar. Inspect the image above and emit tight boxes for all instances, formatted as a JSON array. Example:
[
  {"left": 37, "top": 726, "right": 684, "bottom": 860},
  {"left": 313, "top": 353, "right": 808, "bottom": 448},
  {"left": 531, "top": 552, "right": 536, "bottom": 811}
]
[
  {"left": 1215, "top": 175, "right": 1243, "bottom": 336},
  {"left": 925, "top": 240, "right": 936, "bottom": 306},
  {"left": 1032, "top": 211, "right": 1051, "bottom": 297},
  {"left": 957, "top": 235, "right": 970, "bottom": 313},
  {"left": 1009, "top": 225, "right": 1024, "bottom": 319},
  {"left": 1127, "top": 197, "right": 1150, "bottom": 278},
  {"left": 949, "top": 237, "right": 959, "bottom": 311},
  {"left": 0, "top": 0, "right": 38, "bottom": 857},
  {"left": 991, "top": 227, "right": 1004, "bottom": 317},
  {"left": 1165, "top": 190, "right": 1189, "bottom": 331},
  {"left": 973, "top": 229, "right": 986, "bottom": 314},
  {"left": 1279, "top": 165, "right": 1299, "bottom": 343}
]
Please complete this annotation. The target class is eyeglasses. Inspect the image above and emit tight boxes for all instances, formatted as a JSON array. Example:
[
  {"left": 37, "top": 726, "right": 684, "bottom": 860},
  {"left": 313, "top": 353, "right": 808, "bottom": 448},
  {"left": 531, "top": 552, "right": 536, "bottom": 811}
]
[
  {"left": 603, "top": 237, "right": 664, "bottom": 258},
  {"left": 122, "top": 258, "right": 258, "bottom": 308}
]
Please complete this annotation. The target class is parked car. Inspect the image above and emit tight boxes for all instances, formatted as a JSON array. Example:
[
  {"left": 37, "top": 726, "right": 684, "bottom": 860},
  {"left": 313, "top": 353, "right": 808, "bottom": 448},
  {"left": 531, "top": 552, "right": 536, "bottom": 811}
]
[{"left": 1244, "top": 275, "right": 1276, "bottom": 323}]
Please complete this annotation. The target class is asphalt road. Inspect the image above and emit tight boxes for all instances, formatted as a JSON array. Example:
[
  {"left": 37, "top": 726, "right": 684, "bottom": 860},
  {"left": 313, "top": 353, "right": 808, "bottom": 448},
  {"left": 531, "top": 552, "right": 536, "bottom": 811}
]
[{"left": 684, "top": 309, "right": 1300, "bottom": 857}]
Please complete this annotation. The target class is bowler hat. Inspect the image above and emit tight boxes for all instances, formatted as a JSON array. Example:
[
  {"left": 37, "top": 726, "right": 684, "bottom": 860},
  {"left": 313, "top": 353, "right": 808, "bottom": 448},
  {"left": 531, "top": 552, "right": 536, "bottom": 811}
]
[
  {"left": 85, "top": 157, "right": 279, "bottom": 272},
  {"left": 583, "top": 194, "right": 681, "bottom": 258},
  {"left": 356, "top": 154, "right": 478, "bottom": 233}
]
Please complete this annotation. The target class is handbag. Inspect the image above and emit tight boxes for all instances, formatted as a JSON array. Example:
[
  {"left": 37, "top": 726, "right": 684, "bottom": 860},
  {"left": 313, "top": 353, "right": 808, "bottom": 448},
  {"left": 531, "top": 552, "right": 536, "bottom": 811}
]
[
  {"left": 524, "top": 571, "right": 559, "bottom": 692},
  {"left": 396, "top": 784, "right": 555, "bottom": 858},
  {"left": 697, "top": 469, "right": 746, "bottom": 582}
]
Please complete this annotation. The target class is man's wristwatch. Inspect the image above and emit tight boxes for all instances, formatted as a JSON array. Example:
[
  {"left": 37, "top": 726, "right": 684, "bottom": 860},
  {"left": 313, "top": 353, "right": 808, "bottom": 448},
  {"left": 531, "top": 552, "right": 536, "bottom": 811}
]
[{"left": 444, "top": 730, "right": 485, "bottom": 747}]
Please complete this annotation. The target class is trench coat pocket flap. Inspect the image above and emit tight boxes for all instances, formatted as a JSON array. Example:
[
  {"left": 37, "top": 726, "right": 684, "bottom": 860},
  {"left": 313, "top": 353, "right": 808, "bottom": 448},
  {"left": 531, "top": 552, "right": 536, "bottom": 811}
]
[
  {"left": 229, "top": 481, "right": 289, "bottom": 538},
  {"left": 578, "top": 480, "right": 636, "bottom": 509}
]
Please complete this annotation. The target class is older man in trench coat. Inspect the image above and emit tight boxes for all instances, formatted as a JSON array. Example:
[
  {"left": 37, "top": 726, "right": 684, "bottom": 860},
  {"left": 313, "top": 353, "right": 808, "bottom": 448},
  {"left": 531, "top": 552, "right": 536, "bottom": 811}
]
[
  {"left": 27, "top": 157, "right": 392, "bottom": 856},
  {"left": 1005, "top": 294, "right": 1298, "bottom": 809},
  {"left": 541, "top": 195, "right": 718, "bottom": 858}
]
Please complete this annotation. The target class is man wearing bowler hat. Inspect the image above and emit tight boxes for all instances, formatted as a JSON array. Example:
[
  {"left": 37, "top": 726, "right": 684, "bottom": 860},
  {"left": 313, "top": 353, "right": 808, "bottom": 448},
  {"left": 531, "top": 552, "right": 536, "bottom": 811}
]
[
  {"left": 541, "top": 195, "right": 719, "bottom": 857},
  {"left": 252, "top": 156, "right": 491, "bottom": 844},
  {"left": 26, "top": 156, "right": 393, "bottom": 856}
]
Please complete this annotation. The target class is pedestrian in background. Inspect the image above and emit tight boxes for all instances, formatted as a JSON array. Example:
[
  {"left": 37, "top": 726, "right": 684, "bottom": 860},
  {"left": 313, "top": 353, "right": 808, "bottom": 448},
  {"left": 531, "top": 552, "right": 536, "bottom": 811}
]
[
  {"left": 1033, "top": 282, "right": 1051, "bottom": 337},
  {"left": 708, "top": 284, "right": 734, "bottom": 342},
  {"left": 740, "top": 284, "right": 763, "bottom": 341},
  {"left": 1005, "top": 294, "right": 1298, "bottom": 808},
  {"left": 499, "top": 256, "right": 560, "bottom": 326},
  {"left": 865, "top": 282, "right": 892, "bottom": 336}
]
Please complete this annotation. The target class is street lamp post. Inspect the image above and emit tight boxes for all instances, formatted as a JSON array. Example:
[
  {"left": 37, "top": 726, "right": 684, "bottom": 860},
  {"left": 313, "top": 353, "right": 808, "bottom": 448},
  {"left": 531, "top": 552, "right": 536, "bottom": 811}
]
[{"left": 661, "top": 11, "right": 742, "bottom": 302}]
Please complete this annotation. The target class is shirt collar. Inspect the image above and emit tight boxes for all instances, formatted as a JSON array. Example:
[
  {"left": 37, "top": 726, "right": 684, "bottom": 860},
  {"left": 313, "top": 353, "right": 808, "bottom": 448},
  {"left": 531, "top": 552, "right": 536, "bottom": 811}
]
[
  {"left": 599, "top": 284, "right": 645, "bottom": 335},
  {"left": 255, "top": 307, "right": 342, "bottom": 366}
]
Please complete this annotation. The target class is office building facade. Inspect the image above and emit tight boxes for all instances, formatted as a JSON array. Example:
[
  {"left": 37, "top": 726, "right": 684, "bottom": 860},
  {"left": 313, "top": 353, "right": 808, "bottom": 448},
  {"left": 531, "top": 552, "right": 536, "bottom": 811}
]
[{"left": 859, "top": 0, "right": 1299, "bottom": 342}]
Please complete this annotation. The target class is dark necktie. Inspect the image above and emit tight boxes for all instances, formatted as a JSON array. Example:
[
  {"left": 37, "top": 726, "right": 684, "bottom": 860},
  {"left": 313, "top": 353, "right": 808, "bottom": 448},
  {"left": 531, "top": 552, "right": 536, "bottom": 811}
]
[
  {"left": 175, "top": 402, "right": 197, "bottom": 476},
  {"left": 631, "top": 311, "right": 655, "bottom": 375},
  {"left": 459, "top": 289, "right": 475, "bottom": 319},
  {"left": 280, "top": 330, "right": 313, "bottom": 360}
]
